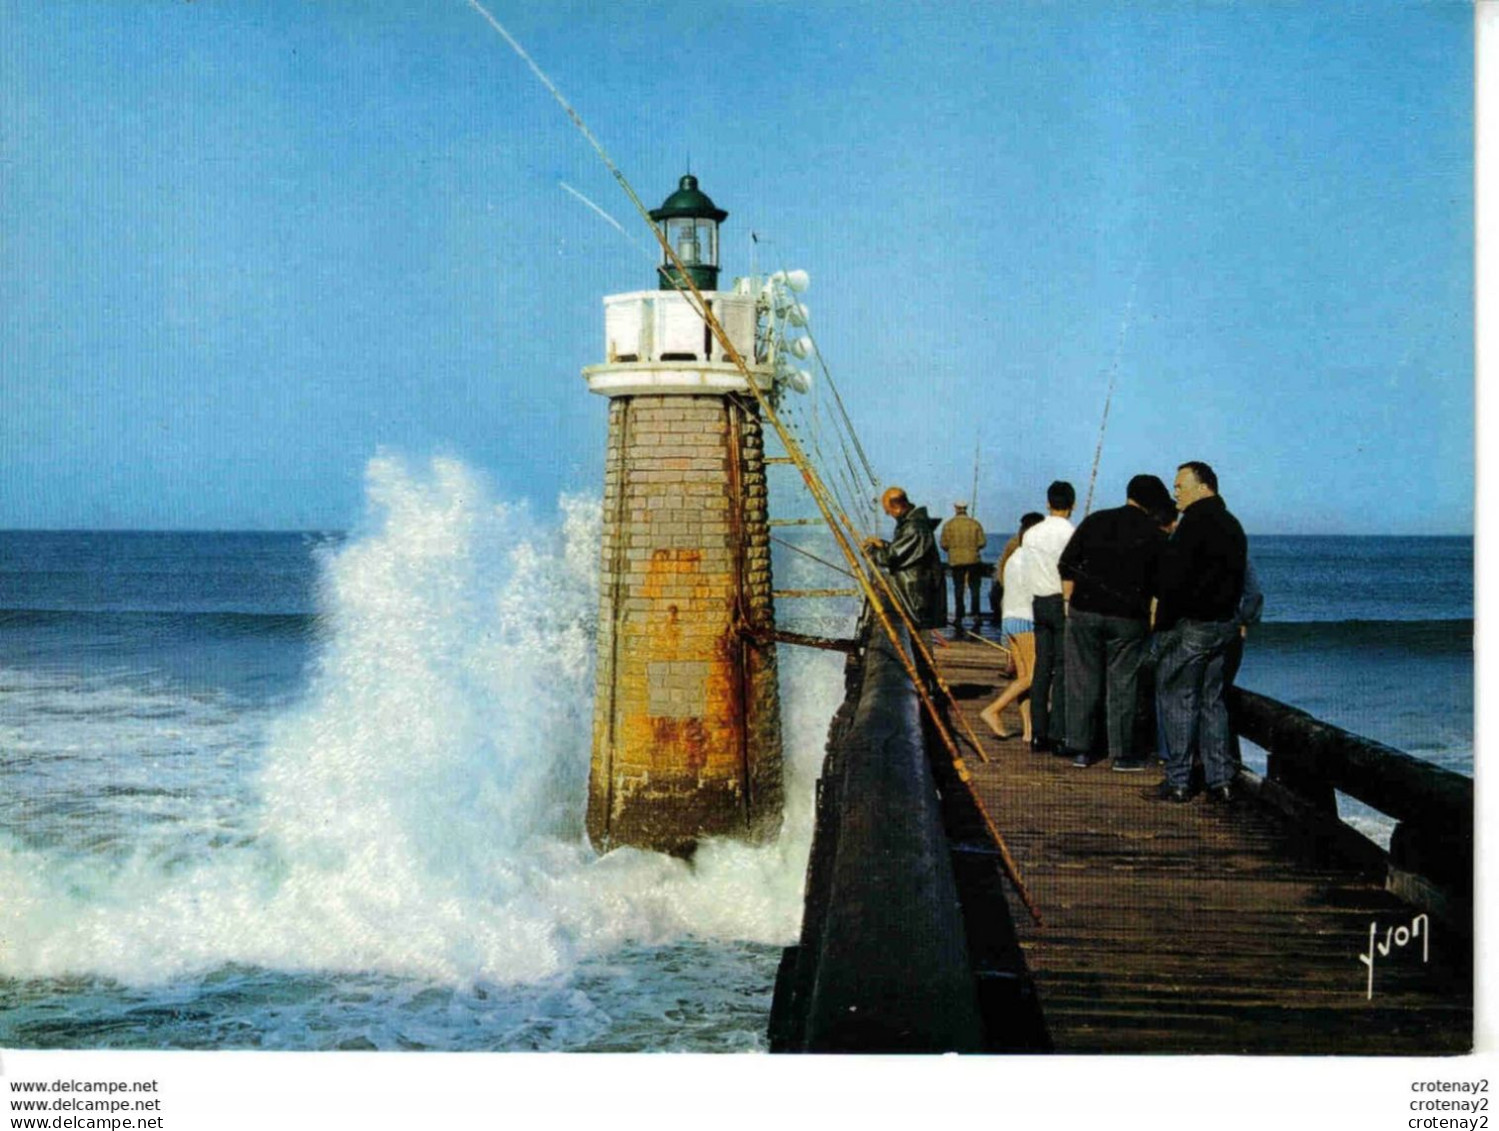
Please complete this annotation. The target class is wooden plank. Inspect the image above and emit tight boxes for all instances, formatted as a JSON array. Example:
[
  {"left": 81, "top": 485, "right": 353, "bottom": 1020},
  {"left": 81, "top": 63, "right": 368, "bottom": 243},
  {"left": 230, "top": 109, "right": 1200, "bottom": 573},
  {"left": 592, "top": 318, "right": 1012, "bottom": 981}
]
[{"left": 930, "top": 633, "right": 1472, "bottom": 1055}]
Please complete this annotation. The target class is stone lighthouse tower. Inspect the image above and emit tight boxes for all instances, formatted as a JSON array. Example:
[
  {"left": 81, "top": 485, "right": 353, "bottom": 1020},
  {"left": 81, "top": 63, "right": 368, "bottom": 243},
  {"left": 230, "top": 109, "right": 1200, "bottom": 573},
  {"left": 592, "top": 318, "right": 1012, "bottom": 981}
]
[{"left": 583, "top": 175, "right": 784, "bottom": 856}]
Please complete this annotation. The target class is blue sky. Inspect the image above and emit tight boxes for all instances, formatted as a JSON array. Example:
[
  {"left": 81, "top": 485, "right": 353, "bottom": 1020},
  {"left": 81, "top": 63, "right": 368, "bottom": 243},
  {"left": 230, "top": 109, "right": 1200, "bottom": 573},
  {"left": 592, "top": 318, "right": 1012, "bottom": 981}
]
[{"left": 0, "top": 0, "right": 1475, "bottom": 534}]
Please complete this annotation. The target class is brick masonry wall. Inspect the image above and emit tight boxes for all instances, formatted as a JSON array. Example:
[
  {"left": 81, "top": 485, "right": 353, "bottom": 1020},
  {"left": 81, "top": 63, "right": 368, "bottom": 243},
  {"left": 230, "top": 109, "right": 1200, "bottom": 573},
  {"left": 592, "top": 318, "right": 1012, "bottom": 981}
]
[{"left": 587, "top": 393, "right": 784, "bottom": 854}]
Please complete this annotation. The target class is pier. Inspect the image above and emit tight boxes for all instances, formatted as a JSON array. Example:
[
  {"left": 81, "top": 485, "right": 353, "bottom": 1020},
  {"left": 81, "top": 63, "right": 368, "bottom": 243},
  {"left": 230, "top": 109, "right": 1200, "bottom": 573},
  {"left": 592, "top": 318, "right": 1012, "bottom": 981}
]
[{"left": 771, "top": 624, "right": 1472, "bottom": 1055}]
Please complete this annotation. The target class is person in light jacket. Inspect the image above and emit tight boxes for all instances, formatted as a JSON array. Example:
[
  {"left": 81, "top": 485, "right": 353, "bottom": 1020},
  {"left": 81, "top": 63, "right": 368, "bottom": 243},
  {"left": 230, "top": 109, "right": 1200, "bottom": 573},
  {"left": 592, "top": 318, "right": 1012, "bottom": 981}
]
[{"left": 940, "top": 502, "right": 988, "bottom": 630}]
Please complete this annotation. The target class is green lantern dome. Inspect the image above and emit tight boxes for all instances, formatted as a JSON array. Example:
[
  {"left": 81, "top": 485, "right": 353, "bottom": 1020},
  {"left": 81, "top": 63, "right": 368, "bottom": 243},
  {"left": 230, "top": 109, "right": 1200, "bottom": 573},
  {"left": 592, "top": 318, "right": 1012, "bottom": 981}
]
[
  {"left": 649, "top": 174, "right": 729, "bottom": 224},
  {"left": 650, "top": 174, "right": 727, "bottom": 292}
]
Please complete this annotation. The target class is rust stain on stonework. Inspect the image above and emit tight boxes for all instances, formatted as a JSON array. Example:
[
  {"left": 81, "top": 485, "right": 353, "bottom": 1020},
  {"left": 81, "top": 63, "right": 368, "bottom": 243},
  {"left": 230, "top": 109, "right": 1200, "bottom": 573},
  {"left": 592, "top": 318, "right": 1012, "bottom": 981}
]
[{"left": 650, "top": 715, "right": 711, "bottom": 774}]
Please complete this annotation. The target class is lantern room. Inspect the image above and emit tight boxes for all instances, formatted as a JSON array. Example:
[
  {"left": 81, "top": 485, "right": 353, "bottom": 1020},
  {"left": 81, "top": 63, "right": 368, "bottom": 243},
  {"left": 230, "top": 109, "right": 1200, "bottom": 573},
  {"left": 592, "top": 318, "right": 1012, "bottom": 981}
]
[{"left": 649, "top": 174, "right": 728, "bottom": 293}]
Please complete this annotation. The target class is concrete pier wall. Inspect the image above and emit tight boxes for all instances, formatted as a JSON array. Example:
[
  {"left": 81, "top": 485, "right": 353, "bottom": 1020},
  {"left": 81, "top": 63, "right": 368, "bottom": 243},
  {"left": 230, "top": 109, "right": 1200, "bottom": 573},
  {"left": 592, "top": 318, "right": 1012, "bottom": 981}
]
[{"left": 769, "top": 619, "right": 985, "bottom": 1052}]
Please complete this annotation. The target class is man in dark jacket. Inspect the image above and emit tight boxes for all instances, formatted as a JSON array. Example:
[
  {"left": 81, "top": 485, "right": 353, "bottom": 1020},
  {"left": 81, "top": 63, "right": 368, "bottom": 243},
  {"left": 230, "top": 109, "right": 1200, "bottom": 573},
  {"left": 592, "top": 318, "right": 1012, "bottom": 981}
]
[
  {"left": 1058, "top": 474, "right": 1172, "bottom": 771},
  {"left": 1151, "top": 461, "right": 1248, "bottom": 804},
  {"left": 865, "top": 486, "right": 945, "bottom": 630}
]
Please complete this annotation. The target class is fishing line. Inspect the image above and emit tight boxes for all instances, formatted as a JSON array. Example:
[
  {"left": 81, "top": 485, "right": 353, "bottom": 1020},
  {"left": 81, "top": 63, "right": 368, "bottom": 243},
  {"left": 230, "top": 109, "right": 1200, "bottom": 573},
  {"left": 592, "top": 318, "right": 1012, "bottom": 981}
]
[
  {"left": 775, "top": 305, "right": 879, "bottom": 496},
  {"left": 465, "top": 0, "right": 667, "bottom": 261},
  {"left": 770, "top": 534, "right": 855, "bottom": 580},
  {"left": 559, "top": 181, "right": 645, "bottom": 252},
  {"left": 970, "top": 432, "right": 981, "bottom": 511},
  {"left": 1083, "top": 224, "right": 1152, "bottom": 516},
  {"left": 467, "top": 0, "right": 1041, "bottom": 920}
]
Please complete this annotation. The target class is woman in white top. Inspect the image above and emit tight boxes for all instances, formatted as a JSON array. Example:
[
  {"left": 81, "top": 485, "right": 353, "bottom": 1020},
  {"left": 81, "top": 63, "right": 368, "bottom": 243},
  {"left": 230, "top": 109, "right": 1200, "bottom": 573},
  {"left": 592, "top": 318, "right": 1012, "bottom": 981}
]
[{"left": 980, "top": 513, "right": 1044, "bottom": 742}]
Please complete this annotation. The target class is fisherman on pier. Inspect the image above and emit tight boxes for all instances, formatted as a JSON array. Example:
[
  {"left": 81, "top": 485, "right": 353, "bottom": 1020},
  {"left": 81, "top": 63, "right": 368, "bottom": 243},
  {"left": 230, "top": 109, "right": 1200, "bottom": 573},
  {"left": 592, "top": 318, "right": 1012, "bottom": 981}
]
[
  {"left": 979, "top": 511, "right": 1045, "bottom": 741},
  {"left": 1152, "top": 461, "right": 1248, "bottom": 804},
  {"left": 1023, "top": 481, "right": 1076, "bottom": 755},
  {"left": 1057, "top": 474, "right": 1173, "bottom": 771},
  {"left": 865, "top": 486, "right": 946, "bottom": 633},
  {"left": 940, "top": 501, "right": 987, "bottom": 632}
]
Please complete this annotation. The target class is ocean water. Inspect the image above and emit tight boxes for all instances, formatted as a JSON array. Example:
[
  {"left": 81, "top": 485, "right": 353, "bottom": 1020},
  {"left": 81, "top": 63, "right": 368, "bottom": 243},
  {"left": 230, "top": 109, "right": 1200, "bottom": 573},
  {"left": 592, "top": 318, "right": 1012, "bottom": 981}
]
[
  {"left": 0, "top": 468, "right": 1472, "bottom": 1051},
  {"left": 0, "top": 456, "right": 846, "bottom": 1052},
  {"left": 1230, "top": 536, "right": 1472, "bottom": 844}
]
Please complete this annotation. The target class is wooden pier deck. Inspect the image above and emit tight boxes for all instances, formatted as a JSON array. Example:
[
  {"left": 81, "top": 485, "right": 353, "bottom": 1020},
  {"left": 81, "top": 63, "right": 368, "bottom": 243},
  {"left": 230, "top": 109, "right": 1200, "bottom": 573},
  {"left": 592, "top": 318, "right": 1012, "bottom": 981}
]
[{"left": 932, "top": 630, "right": 1472, "bottom": 1055}]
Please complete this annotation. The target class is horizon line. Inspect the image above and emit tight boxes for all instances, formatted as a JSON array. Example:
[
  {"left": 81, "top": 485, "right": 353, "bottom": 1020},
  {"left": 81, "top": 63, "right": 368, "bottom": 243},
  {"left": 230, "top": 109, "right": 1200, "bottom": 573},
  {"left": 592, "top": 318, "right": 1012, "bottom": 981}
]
[{"left": 0, "top": 526, "right": 1477, "bottom": 539}]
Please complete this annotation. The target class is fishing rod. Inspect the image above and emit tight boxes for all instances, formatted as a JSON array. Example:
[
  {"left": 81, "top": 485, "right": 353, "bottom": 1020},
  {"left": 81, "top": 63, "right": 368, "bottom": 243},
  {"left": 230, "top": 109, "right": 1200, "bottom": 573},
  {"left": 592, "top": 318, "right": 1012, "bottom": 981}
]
[
  {"left": 1082, "top": 233, "right": 1150, "bottom": 516},
  {"left": 967, "top": 632, "right": 1012, "bottom": 659},
  {"left": 467, "top": 0, "right": 1041, "bottom": 923},
  {"left": 970, "top": 432, "right": 980, "bottom": 511}
]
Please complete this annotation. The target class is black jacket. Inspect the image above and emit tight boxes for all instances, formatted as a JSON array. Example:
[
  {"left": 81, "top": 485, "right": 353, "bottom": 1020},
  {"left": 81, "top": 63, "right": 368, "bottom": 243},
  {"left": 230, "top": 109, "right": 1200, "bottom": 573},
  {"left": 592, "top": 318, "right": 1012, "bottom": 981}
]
[
  {"left": 871, "top": 506, "right": 945, "bottom": 629},
  {"left": 1058, "top": 503, "right": 1163, "bottom": 621},
  {"left": 1154, "top": 494, "right": 1247, "bottom": 630}
]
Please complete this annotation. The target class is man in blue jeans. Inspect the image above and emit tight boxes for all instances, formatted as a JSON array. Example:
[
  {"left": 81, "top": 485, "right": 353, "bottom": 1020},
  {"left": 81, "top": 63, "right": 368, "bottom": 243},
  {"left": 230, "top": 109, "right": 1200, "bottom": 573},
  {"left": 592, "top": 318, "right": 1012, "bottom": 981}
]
[
  {"left": 1151, "top": 461, "right": 1247, "bottom": 804},
  {"left": 1144, "top": 557, "right": 1262, "bottom": 779}
]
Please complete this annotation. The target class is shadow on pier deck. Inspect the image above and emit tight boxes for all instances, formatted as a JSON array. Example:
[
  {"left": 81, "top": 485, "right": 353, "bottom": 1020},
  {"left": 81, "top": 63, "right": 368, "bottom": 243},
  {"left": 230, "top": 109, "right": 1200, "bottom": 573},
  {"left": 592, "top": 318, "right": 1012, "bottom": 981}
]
[
  {"left": 936, "top": 632, "right": 1471, "bottom": 1055},
  {"left": 770, "top": 624, "right": 1471, "bottom": 1055}
]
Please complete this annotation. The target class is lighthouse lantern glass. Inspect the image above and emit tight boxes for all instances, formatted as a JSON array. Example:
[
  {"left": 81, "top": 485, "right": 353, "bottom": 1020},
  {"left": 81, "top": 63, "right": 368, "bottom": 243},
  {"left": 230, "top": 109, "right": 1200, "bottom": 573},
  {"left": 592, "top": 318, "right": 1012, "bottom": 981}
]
[{"left": 665, "top": 217, "right": 717, "bottom": 270}]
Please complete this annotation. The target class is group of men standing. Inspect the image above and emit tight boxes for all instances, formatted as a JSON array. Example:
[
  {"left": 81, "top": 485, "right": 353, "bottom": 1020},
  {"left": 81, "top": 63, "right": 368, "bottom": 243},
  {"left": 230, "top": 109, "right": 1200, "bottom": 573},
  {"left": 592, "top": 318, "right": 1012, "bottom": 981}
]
[
  {"left": 869, "top": 463, "right": 1251, "bottom": 804},
  {"left": 1028, "top": 463, "right": 1249, "bottom": 802}
]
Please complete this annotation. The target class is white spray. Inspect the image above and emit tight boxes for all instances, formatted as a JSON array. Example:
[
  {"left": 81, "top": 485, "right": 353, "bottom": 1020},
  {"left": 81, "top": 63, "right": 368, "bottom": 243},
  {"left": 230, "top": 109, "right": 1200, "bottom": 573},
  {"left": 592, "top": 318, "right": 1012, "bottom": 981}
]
[{"left": 0, "top": 455, "right": 842, "bottom": 987}]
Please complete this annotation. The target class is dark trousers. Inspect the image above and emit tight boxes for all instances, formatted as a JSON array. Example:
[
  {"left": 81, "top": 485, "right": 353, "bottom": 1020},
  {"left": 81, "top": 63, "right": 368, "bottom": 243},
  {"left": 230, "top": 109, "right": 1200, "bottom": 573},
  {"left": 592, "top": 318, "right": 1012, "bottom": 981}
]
[
  {"left": 1063, "top": 608, "right": 1148, "bottom": 761},
  {"left": 1155, "top": 619, "right": 1239, "bottom": 790},
  {"left": 950, "top": 563, "right": 984, "bottom": 623},
  {"left": 1031, "top": 594, "right": 1067, "bottom": 746},
  {"left": 1223, "top": 631, "right": 1246, "bottom": 770}
]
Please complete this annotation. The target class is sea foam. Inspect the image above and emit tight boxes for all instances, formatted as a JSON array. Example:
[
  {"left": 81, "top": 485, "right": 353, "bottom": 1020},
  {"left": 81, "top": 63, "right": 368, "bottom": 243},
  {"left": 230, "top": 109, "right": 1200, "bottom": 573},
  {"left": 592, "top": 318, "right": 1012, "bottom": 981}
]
[{"left": 0, "top": 454, "right": 841, "bottom": 987}]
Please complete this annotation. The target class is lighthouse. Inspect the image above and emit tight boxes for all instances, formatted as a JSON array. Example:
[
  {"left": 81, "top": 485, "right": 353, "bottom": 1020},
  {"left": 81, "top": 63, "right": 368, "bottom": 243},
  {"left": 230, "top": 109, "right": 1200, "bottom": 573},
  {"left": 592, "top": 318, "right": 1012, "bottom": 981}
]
[{"left": 583, "top": 175, "right": 785, "bottom": 855}]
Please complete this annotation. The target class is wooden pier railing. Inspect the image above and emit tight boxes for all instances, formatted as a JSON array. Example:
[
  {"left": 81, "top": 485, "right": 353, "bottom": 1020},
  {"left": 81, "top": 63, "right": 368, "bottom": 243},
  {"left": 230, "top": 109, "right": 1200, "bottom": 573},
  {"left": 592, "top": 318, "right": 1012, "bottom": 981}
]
[
  {"left": 1229, "top": 687, "right": 1473, "bottom": 930},
  {"left": 770, "top": 623, "right": 1473, "bottom": 1054}
]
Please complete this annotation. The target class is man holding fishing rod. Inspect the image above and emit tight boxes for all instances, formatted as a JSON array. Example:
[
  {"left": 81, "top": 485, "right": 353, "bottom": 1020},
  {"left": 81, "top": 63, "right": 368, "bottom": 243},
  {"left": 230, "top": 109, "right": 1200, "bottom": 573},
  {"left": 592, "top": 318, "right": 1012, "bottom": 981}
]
[
  {"left": 863, "top": 486, "right": 947, "bottom": 634},
  {"left": 940, "top": 501, "right": 987, "bottom": 633}
]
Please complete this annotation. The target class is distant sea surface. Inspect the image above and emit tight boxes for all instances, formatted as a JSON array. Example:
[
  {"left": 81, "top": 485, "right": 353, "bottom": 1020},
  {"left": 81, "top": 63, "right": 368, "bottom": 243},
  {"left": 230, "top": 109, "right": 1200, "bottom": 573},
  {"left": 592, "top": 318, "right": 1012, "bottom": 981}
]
[
  {"left": 0, "top": 523, "right": 1473, "bottom": 1050},
  {"left": 1234, "top": 535, "right": 1471, "bottom": 783}
]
